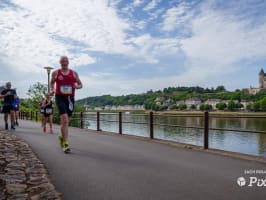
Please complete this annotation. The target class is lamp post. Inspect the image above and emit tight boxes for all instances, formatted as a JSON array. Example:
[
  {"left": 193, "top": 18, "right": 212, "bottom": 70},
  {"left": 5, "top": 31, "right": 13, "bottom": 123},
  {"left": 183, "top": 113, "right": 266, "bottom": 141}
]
[{"left": 43, "top": 66, "right": 54, "bottom": 93}]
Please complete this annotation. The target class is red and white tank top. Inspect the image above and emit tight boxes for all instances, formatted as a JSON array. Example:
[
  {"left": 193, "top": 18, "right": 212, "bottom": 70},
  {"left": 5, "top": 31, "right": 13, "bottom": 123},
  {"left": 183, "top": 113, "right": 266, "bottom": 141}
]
[{"left": 55, "top": 69, "right": 76, "bottom": 96}]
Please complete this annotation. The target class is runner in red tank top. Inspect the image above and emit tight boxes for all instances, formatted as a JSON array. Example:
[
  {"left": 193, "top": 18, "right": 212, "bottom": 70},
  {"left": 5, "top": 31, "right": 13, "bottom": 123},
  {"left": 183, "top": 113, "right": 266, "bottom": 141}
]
[
  {"left": 55, "top": 69, "right": 76, "bottom": 96},
  {"left": 50, "top": 56, "right": 83, "bottom": 153}
]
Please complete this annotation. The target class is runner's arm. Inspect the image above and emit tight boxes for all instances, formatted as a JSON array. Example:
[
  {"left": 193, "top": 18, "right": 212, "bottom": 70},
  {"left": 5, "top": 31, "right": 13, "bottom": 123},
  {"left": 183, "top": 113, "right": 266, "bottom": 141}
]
[
  {"left": 73, "top": 71, "right": 83, "bottom": 89},
  {"left": 50, "top": 70, "right": 57, "bottom": 95}
]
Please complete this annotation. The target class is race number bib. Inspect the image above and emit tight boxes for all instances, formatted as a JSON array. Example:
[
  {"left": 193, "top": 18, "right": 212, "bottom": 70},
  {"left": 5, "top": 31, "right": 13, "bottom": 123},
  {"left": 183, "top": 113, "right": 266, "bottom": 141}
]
[
  {"left": 60, "top": 85, "right": 73, "bottom": 95},
  {"left": 45, "top": 108, "right": 53, "bottom": 114}
]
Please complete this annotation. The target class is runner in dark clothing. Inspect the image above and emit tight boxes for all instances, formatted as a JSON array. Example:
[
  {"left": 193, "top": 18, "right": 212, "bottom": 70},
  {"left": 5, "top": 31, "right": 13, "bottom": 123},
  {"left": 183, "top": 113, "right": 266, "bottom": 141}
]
[
  {"left": 13, "top": 96, "right": 20, "bottom": 126},
  {"left": 0, "top": 82, "right": 16, "bottom": 130},
  {"left": 42, "top": 93, "right": 54, "bottom": 134}
]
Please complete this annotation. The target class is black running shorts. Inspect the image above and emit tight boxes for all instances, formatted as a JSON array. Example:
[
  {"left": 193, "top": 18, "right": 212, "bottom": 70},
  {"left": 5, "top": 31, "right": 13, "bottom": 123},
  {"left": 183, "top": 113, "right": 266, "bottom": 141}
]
[
  {"left": 2, "top": 104, "right": 14, "bottom": 113},
  {"left": 55, "top": 95, "right": 75, "bottom": 117}
]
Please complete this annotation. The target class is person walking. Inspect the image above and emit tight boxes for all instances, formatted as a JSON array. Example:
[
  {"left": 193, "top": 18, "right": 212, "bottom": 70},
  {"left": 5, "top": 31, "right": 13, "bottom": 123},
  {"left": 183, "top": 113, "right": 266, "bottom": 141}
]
[
  {"left": 13, "top": 95, "right": 20, "bottom": 126},
  {"left": 0, "top": 82, "right": 17, "bottom": 130},
  {"left": 42, "top": 93, "right": 54, "bottom": 134},
  {"left": 50, "top": 55, "right": 82, "bottom": 153},
  {"left": 39, "top": 97, "right": 45, "bottom": 130}
]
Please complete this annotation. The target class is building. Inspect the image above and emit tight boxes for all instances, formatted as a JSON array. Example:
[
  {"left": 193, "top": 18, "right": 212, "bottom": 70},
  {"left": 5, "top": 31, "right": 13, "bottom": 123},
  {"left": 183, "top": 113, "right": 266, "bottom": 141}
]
[{"left": 249, "top": 69, "right": 266, "bottom": 94}]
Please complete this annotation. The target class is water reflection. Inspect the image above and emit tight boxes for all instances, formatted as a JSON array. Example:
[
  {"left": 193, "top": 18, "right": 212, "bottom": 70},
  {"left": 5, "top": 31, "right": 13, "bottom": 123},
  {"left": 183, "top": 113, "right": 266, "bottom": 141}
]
[{"left": 85, "top": 114, "right": 266, "bottom": 157}]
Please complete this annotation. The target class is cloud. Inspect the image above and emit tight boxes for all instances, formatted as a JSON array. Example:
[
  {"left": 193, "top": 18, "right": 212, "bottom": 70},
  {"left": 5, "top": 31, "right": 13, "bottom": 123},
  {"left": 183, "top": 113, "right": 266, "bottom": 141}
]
[
  {"left": 132, "top": 0, "right": 145, "bottom": 7},
  {"left": 180, "top": 2, "right": 266, "bottom": 74},
  {"left": 161, "top": 2, "right": 194, "bottom": 32},
  {"left": 1, "top": 0, "right": 266, "bottom": 99},
  {"left": 0, "top": 0, "right": 132, "bottom": 71},
  {"left": 143, "top": 0, "right": 161, "bottom": 11}
]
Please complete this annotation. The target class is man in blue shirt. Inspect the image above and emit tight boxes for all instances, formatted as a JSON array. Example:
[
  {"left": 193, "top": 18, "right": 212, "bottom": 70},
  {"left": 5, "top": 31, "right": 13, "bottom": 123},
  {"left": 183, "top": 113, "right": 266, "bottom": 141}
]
[{"left": 0, "top": 82, "right": 17, "bottom": 130}]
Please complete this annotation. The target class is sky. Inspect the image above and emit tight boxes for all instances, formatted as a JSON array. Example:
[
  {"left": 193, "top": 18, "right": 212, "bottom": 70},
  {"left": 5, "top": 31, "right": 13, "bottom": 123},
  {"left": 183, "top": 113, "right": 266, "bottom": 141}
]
[{"left": 0, "top": 0, "right": 266, "bottom": 100}]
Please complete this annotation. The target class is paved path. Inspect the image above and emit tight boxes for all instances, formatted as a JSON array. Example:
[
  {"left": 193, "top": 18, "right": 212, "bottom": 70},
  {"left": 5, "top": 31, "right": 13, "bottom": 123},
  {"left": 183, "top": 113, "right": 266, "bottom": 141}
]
[{"left": 1, "top": 118, "right": 266, "bottom": 200}]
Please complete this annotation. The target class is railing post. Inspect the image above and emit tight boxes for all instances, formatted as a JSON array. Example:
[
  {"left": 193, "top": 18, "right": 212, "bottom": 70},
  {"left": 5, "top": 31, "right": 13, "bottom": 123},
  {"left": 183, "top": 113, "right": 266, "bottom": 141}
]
[
  {"left": 97, "top": 112, "right": 100, "bottom": 131},
  {"left": 35, "top": 111, "right": 38, "bottom": 121},
  {"left": 80, "top": 112, "right": 84, "bottom": 129},
  {"left": 204, "top": 111, "right": 209, "bottom": 149},
  {"left": 119, "top": 112, "right": 122, "bottom": 135},
  {"left": 150, "top": 112, "right": 154, "bottom": 139}
]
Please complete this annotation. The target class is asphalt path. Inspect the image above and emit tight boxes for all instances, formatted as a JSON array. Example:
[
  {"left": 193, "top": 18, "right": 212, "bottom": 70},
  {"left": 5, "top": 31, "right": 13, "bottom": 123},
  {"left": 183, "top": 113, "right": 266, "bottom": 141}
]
[{"left": 2, "top": 119, "right": 266, "bottom": 200}]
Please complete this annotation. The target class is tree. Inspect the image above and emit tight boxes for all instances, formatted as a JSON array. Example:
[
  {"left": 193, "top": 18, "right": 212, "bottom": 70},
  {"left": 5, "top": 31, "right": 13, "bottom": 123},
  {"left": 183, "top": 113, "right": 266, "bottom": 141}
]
[
  {"left": 179, "top": 104, "right": 187, "bottom": 110},
  {"left": 227, "top": 100, "right": 236, "bottom": 111},
  {"left": 190, "top": 104, "right": 196, "bottom": 110},
  {"left": 216, "top": 102, "right": 227, "bottom": 110},
  {"left": 253, "top": 102, "right": 260, "bottom": 111},
  {"left": 215, "top": 85, "right": 226, "bottom": 92},
  {"left": 200, "top": 104, "right": 212, "bottom": 111},
  {"left": 27, "top": 82, "right": 48, "bottom": 111}
]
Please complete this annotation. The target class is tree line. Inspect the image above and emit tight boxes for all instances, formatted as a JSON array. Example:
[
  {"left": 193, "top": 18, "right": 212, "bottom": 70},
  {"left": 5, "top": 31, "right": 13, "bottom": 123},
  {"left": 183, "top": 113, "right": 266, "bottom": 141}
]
[
  {"left": 77, "top": 85, "right": 266, "bottom": 111},
  {"left": 3, "top": 83, "right": 266, "bottom": 112}
]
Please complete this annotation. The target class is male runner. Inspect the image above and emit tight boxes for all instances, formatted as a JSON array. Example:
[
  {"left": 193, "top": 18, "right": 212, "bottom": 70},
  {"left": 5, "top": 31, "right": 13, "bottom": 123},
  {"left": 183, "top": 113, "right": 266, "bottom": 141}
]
[
  {"left": 50, "top": 56, "right": 82, "bottom": 153},
  {"left": 0, "top": 82, "right": 16, "bottom": 130}
]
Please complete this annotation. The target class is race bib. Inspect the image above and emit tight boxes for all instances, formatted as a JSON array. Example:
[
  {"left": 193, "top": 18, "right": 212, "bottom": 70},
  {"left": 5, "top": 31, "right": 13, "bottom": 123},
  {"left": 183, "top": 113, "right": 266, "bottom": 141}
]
[
  {"left": 60, "top": 85, "right": 73, "bottom": 95},
  {"left": 45, "top": 108, "right": 53, "bottom": 114}
]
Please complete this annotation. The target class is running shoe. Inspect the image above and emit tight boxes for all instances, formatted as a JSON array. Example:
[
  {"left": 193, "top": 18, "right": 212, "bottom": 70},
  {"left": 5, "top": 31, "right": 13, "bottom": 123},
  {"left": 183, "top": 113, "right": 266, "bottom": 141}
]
[
  {"left": 11, "top": 124, "right": 15, "bottom": 130},
  {"left": 63, "top": 141, "right": 71, "bottom": 153},
  {"left": 58, "top": 134, "right": 64, "bottom": 148}
]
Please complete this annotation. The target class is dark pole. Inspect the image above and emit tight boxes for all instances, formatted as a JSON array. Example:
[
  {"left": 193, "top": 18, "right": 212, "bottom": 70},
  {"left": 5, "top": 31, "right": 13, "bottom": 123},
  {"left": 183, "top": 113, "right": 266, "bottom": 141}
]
[
  {"left": 204, "top": 111, "right": 209, "bottom": 149},
  {"left": 119, "top": 112, "right": 122, "bottom": 135},
  {"left": 47, "top": 71, "right": 50, "bottom": 93},
  {"left": 150, "top": 112, "right": 154, "bottom": 139},
  {"left": 97, "top": 112, "right": 100, "bottom": 131}
]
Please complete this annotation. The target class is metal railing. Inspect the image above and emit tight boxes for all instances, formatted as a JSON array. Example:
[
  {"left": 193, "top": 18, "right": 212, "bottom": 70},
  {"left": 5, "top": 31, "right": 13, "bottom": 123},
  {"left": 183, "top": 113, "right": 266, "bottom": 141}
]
[{"left": 19, "top": 111, "right": 266, "bottom": 151}]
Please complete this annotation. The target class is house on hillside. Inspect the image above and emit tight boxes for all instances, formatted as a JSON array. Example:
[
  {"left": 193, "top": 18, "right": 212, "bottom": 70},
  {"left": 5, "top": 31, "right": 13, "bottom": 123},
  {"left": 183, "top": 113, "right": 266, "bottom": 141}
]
[
  {"left": 185, "top": 97, "right": 202, "bottom": 109},
  {"left": 204, "top": 99, "right": 221, "bottom": 110}
]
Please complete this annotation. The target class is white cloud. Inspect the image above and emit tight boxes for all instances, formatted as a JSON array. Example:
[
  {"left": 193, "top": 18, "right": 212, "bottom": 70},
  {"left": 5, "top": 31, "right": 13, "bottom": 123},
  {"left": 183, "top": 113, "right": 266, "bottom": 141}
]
[
  {"left": 180, "top": 5, "right": 266, "bottom": 75},
  {"left": 161, "top": 2, "right": 194, "bottom": 32},
  {"left": 1, "top": 0, "right": 266, "bottom": 99},
  {"left": 143, "top": 0, "right": 161, "bottom": 11},
  {"left": 0, "top": 0, "right": 133, "bottom": 72},
  {"left": 129, "top": 34, "right": 180, "bottom": 64},
  {"left": 132, "top": 0, "right": 145, "bottom": 7}
]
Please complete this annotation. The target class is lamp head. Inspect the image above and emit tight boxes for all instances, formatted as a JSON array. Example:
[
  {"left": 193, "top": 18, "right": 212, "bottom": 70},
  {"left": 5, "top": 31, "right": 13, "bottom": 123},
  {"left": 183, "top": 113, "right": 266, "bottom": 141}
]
[{"left": 43, "top": 66, "right": 54, "bottom": 74}]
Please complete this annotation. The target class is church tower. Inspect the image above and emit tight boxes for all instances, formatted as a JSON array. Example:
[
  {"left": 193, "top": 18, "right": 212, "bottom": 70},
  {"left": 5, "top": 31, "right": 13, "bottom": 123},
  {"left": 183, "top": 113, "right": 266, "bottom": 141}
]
[{"left": 259, "top": 68, "right": 265, "bottom": 89}]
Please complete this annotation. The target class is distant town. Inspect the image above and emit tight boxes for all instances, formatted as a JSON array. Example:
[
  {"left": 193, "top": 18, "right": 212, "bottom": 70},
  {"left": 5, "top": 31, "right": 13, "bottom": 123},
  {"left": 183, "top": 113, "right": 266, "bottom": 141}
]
[{"left": 78, "top": 69, "right": 266, "bottom": 112}]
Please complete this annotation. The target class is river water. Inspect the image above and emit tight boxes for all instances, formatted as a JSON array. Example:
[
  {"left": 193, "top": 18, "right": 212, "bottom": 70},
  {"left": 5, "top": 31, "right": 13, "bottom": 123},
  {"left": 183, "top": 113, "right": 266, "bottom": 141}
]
[{"left": 83, "top": 113, "right": 266, "bottom": 158}]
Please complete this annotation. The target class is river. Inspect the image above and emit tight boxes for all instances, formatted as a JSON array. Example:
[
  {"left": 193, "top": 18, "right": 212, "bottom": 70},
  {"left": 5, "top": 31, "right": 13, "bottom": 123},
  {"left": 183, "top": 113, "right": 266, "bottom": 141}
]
[{"left": 82, "top": 113, "right": 266, "bottom": 158}]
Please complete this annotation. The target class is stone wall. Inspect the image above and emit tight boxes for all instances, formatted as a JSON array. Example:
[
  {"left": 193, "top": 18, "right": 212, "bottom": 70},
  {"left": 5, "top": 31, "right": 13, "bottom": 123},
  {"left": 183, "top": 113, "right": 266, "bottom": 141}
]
[{"left": 0, "top": 131, "right": 61, "bottom": 200}]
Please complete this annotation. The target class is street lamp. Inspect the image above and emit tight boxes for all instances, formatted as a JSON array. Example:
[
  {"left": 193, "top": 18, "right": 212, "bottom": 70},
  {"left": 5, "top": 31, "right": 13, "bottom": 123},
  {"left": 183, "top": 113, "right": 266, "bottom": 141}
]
[{"left": 43, "top": 66, "right": 54, "bottom": 93}]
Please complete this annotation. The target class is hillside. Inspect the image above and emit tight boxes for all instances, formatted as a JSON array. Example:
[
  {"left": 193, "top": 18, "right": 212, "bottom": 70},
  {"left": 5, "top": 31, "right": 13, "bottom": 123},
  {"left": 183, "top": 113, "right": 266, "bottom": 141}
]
[{"left": 76, "top": 86, "right": 266, "bottom": 111}]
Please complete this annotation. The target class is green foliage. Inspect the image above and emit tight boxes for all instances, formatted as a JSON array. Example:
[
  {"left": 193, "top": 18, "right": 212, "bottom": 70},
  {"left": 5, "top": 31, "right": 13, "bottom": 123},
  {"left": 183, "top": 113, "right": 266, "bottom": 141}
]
[
  {"left": 216, "top": 102, "right": 227, "bottom": 110},
  {"left": 200, "top": 104, "right": 212, "bottom": 111},
  {"left": 27, "top": 82, "right": 47, "bottom": 111},
  {"left": 179, "top": 104, "right": 187, "bottom": 110}
]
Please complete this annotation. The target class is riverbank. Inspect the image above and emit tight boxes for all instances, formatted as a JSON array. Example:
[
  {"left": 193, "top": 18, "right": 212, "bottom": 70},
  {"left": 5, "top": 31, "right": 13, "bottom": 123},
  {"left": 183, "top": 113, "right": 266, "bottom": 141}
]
[
  {"left": 0, "top": 130, "right": 61, "bottom": 199},
  {"left": 147, "top": 110, "right": 266, "bottom": 116}
]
